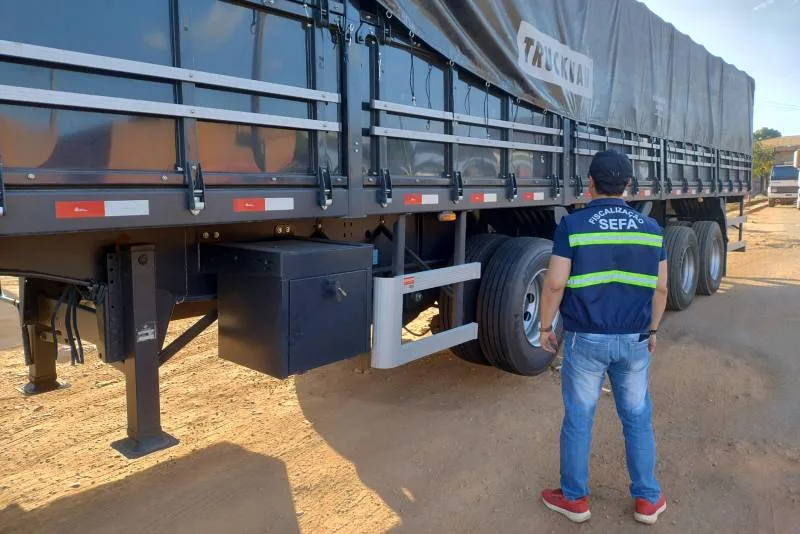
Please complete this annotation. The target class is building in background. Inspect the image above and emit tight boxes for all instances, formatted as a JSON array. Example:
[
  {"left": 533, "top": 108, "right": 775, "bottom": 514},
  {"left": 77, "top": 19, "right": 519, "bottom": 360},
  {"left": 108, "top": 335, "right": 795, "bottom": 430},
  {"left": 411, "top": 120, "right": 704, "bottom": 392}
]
[{"left": 762, "top": 135, "right": 800, "bottom": 166}]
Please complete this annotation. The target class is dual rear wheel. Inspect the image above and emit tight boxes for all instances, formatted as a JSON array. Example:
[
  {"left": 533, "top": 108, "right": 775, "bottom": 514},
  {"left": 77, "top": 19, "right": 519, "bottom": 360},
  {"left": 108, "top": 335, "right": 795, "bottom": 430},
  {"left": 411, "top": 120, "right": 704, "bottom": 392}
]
[
  {"left": 664, "top": 221, "right": 724, "bottom": 310},
  {"left": 440, "top": 221, "right": 724, "bottom": 375}
]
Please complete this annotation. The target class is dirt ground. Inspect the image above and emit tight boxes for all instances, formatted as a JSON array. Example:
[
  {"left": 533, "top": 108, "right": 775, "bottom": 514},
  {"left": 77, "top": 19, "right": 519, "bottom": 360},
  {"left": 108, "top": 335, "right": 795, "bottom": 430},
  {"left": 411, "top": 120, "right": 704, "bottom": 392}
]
[{"left": 1, "top": 206, "right": 800, "bottom": 533}]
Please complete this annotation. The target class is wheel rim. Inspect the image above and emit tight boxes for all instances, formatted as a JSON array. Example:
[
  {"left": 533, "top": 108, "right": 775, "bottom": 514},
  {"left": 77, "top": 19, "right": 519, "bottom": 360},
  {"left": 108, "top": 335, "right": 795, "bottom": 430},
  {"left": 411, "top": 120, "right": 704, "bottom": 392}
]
[
  {"left": 680, "top": 247, "right": 696, "bottom": 294},
  {"left": 522, "top": 268, "right": 559, "bottom": 347},
  {"left": 709, "top": 238, "right": 723, "bottom": 281}
]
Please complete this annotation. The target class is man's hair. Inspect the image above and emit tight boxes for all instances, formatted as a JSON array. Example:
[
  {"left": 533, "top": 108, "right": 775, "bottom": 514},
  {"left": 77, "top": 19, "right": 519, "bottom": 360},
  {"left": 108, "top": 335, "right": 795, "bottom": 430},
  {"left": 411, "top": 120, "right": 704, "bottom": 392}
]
[{"left": 593, "top": 178, "right": 627, "bottom": 196}]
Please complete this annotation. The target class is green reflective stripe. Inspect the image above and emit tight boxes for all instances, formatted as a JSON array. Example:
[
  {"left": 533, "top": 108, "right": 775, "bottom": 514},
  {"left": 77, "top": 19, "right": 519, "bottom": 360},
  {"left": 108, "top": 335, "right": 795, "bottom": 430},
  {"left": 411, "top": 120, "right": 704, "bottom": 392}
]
[
  {"left": 567, "top": 270, "right": 658, "bottom": 289},
  {"left": 569, "top": 232, "right": 663, "bottom": 248},
  {"left": 570, "top": 237, "right": 663, "bottom": 247}
]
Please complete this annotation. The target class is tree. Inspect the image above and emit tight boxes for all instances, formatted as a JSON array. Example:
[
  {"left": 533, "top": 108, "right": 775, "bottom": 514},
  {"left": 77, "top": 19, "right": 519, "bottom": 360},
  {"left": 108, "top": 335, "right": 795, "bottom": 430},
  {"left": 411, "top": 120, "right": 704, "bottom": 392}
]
[
  {"left": 753, "top": 127, "right": 781, "bottom": 141},
  {"left": 752, "top": 140, "right": 773, "bottom": 193}
]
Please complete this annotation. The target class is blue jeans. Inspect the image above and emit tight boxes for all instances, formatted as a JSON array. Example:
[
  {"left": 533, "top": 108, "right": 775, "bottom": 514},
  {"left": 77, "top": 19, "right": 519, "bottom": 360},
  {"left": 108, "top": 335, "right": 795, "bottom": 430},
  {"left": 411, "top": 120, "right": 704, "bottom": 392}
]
[{"left": 560, "top": 331, "right": 662, "bottom": 504}]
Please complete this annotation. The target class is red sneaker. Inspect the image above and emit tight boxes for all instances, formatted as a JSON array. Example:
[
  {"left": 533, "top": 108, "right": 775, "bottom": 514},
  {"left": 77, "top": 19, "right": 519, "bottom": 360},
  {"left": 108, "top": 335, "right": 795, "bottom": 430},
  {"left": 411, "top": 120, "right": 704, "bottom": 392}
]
[
  {"left": 541, "top": 488, "right": 591, "bottom": 523},
  {"left": 634, "top": 494, "right": 667, "bottom": 525}
]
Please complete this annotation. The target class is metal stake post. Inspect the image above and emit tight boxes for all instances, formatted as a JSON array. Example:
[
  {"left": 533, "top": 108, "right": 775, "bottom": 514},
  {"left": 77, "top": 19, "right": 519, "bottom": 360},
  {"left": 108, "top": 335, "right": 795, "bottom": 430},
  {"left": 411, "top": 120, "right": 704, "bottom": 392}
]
[
  {"left": 738, "top": 197, "right": 745, "bottom": 247},
  {"left": 392, "top": 215, "right": 407, "bottom": 276},
  {"left": 451, "top": 211, "right": 467, "bottom": 327}
]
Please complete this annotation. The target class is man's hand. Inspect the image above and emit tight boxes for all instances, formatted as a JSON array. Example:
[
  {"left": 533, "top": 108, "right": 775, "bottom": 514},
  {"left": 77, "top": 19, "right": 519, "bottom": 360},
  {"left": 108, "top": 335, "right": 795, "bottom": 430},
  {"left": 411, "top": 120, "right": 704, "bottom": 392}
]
[
  {"left": 649, "top": 260, "right": 667, "bottom": 355},
  {"left": 541, "top": 330, "right": 559, "bottom": 353},
  {"left": 539, "top": 255, "right": 571, "bottom": 355}
]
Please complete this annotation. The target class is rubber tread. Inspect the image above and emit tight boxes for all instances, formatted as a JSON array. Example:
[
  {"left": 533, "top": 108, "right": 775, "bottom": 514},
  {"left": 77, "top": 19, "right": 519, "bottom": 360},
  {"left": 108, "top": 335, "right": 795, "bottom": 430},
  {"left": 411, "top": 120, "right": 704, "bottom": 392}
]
[
  {"left": 477, "top": 237, "right": 558, "bottom": 375},
  {"left": 439, "top": 233, "right": 509, "bottom": 365},
  {"left": 664, "top": 225, "right": 699, "bottom": 311},
  {"left": 692, "top": 221, "right": 724, "bottom": 296}
]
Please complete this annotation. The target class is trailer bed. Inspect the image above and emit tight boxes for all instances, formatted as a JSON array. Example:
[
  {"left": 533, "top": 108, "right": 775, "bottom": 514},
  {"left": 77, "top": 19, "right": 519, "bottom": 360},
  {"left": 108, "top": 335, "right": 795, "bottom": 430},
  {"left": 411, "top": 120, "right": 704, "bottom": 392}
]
[{"left": 0, "top": 0, "right": 752, "bottom": 238}]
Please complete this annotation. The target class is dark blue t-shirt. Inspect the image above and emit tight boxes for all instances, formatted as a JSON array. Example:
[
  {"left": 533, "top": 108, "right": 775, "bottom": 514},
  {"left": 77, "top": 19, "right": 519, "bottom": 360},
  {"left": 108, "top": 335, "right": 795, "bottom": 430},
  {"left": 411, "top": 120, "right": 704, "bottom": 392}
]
[{"left": 553, "top": 198, "right": 667, "bottom": 334}]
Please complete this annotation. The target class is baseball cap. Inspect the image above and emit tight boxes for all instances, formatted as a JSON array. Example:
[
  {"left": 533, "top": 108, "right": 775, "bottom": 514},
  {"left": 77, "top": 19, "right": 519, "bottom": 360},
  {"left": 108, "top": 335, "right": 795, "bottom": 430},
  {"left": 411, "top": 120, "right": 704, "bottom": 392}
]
[{"left": 588, "top": 150, "right": 633, "bottom": 186}]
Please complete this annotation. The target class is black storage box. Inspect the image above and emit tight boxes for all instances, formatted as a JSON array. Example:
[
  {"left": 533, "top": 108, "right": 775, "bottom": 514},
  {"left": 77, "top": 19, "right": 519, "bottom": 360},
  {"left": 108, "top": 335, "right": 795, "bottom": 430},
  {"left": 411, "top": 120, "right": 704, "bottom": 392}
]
[{"left": 202, "top": 240, "right": 373, "bottom": 378}]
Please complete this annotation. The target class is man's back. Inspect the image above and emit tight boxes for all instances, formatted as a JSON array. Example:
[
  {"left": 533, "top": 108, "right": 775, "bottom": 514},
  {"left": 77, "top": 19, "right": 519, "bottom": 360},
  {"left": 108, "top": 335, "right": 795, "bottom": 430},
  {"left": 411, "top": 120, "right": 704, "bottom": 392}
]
[
  {"left": 553, "top": 198, "right": 666, "bottom": 335},
  {"left": 539, "top": 151, "right": 669, "bottom": 525}
]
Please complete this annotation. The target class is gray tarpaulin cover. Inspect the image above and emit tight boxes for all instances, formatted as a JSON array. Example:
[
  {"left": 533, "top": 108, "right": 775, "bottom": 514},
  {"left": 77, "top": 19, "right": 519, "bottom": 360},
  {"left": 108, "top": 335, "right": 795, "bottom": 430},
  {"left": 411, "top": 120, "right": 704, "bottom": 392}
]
[{"left": 377, "top": 0, "right": 755, "bottom": 154}]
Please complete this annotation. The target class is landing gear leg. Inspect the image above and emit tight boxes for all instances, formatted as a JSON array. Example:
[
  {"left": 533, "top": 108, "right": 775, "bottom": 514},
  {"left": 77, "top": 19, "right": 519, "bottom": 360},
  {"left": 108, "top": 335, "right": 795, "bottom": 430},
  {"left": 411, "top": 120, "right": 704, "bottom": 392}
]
[
  {"left": 18, "top": 278, "right": 68, "bottom": 395},
  {"left": 110, "top": 245, "right": 178, "bottom": 458}
]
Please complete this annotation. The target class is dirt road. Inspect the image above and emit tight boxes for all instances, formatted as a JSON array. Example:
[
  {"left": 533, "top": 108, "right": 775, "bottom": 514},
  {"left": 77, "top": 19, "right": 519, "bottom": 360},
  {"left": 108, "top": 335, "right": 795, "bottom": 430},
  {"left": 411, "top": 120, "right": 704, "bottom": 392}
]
[{"left": 1, "top": 206, "right": 800, "bottom": 534}]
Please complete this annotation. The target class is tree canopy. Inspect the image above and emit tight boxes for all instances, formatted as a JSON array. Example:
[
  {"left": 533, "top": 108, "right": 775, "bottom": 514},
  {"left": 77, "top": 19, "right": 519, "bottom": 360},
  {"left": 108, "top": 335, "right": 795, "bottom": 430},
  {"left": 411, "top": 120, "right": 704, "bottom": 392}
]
[{"left": 753, "top": 127, "right": 782, "bottom": 141}]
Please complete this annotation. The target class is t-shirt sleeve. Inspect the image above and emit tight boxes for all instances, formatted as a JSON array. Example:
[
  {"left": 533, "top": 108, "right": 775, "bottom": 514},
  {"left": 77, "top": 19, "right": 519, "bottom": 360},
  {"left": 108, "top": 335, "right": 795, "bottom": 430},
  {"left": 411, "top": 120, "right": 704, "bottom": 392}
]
[
  {"left": 552, "top": 219, "right": 572, "bottom": 259},
  {"left": 660, "top": 243, "right": 667, "bottom": 261}
]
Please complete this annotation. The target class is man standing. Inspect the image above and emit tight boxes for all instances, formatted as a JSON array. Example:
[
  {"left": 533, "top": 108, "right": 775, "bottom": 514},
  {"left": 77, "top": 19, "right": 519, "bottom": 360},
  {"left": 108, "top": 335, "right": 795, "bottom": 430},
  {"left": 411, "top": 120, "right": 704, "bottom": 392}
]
[{"left": 538, "top": 150, "right": 669, "bottom": 525}]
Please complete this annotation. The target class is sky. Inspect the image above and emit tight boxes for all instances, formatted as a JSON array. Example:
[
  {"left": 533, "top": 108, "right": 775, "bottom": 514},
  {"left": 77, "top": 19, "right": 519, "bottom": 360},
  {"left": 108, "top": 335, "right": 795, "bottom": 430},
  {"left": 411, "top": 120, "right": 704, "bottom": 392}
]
[{"left": 640, "top": 0, "right": 800, "bottom": 136}]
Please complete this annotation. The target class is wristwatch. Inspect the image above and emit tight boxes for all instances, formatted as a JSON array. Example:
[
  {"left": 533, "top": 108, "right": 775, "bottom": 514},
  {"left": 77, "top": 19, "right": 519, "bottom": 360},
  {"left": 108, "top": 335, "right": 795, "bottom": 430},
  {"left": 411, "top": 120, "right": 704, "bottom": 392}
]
[
  {"left": 540, "top": 325, "right": 553, "bottom": 333},
  {"left": 649, "top": 329, "right": 658, "bottom": 335}
]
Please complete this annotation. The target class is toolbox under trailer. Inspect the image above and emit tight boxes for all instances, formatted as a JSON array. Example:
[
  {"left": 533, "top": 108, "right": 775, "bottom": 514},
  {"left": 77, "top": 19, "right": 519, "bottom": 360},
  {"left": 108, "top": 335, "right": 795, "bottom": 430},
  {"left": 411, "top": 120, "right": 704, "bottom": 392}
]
[{"left": 0, "top": 0, "right": 754, "bottom": 456}]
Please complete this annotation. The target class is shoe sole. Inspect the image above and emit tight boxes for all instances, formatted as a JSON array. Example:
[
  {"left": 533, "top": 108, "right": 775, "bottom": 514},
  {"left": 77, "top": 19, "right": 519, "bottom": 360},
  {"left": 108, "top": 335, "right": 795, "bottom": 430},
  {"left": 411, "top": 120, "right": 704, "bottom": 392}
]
[
  {"left": 542, "top": 498, "right": 591, "bottom": 523},
  {"left": 634, "top": 502, "right": 667, "bottom": 525}
]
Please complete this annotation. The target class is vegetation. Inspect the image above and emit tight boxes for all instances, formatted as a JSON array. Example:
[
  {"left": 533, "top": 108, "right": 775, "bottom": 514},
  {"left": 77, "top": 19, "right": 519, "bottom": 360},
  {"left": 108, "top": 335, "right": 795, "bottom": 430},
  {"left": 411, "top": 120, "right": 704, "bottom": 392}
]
[
  {"left": 753, "top": 127, "right": 781, "bottom": 141},
  {"left": 752, "top": 140, "right": 773, "bottom": 177}
]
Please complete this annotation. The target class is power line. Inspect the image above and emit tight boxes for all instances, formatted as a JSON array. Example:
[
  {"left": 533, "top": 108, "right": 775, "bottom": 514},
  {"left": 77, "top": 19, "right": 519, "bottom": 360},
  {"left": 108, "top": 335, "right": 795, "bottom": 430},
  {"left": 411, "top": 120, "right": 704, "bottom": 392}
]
[
  {"left": 756, "top": 100, "right": 800, "bottom": 110},
  {"left": 757, "top": 100, "right": 800, "bottom": 106}
]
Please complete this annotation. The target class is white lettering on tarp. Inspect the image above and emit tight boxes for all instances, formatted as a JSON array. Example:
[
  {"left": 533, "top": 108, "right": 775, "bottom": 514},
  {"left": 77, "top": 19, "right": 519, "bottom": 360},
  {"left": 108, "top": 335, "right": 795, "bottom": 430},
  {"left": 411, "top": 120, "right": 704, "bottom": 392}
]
[
  {"left": 517, "top": 21, "right": 594, "bottom": 99},
  {"left": 652, "top": 95, "right": 668, "bottom": 122}
]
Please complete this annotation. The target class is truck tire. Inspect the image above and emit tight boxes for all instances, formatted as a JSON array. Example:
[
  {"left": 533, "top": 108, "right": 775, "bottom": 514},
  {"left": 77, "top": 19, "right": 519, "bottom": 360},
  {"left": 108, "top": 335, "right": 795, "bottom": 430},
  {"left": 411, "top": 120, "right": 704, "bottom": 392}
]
[
  {"left": 439, "top": 233, "right": 509, "bottom": 365},
  {"left": 477, "top": 237, "right": 560, "bottom": 376},
  {"left": 692, "top": 221, "right": 724, "bottom": 296},
  {"left": 664, "top": 226, "right": 699, "bottom": 310}
]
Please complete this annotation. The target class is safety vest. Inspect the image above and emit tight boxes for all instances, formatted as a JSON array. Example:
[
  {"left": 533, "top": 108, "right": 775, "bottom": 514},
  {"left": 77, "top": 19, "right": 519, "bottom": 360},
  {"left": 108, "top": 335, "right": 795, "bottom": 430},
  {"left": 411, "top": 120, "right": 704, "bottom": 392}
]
[{"left": 552, "top": 198, "right": 666, "bottom": 334}]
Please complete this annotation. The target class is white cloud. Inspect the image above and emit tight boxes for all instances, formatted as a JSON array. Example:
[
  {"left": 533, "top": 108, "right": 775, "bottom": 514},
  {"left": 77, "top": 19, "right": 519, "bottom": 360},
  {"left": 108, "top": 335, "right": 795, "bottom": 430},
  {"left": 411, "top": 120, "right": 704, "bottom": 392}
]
[
  {"left": 753, "top": 0, "right": 775, "bottom": 10},
  {"left": 143, "top": 32, "right": 169, "bottom": 52},
  {"left": 194, "top": 3, "right": 248, "bottom": 44}
]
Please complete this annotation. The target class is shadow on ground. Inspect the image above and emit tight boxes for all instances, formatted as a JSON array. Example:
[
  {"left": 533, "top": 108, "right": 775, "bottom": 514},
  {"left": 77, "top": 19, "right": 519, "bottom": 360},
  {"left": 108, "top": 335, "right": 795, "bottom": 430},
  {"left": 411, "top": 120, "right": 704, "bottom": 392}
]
[
  {"left": 0, "top": 443, "right": 299, "bottom": 534},
  {"left": 293, "top": 275, "right": 800, "bottom": 533},
  {"left": 295, "top": 353, "right": 569, "bottom": 533}
]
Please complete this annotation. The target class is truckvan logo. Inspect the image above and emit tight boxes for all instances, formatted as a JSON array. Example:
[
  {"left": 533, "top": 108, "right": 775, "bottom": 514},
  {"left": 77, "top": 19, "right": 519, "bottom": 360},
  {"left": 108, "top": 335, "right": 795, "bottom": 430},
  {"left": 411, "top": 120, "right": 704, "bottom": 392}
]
[{"left": 517, "top": 21, "right": 593, "bottom": 99}]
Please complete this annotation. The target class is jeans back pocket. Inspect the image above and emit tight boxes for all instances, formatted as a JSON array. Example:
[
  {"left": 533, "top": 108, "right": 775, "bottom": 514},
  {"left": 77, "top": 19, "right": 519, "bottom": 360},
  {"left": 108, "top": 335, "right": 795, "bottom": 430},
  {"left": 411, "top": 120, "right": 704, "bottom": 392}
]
[{"left": 567, "top": 333, "right": 612, "bottom": 371}]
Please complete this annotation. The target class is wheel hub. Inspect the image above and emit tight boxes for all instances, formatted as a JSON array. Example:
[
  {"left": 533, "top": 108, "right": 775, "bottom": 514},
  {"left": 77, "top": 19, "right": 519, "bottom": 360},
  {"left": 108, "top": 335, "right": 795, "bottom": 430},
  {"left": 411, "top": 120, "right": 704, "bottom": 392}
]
[
  {"left": 680, "top": 247, "right": 696, "bottom": 294},
  {"left": 522, "top": 268, "right": 559, "bottom": 347},
  {"left": 709, "top": 238, "right": 722, "bottom": 281}
]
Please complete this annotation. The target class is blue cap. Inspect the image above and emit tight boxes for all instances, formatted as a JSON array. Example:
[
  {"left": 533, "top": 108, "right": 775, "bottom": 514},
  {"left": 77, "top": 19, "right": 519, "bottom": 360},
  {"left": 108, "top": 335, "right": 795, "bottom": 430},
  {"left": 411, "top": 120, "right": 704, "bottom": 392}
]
[{"left": 589, "top": 150, "right": 633, "bottom": 185}]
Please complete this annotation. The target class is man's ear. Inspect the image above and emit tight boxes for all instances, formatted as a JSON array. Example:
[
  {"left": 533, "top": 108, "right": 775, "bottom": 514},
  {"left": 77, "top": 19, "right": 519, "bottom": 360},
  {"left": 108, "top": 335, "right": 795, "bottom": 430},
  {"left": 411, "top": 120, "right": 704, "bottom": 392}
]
[{"left": 587, "top": 176, "right": 596, "bottom": 197}]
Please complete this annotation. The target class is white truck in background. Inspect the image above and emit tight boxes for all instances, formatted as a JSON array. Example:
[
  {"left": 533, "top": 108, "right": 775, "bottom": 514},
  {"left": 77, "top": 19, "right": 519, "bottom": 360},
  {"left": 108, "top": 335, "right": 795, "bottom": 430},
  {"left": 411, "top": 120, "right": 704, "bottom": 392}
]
[
  {"left": 767, "top": 160, "right": 800, "bottom": 207},
  {"left": 797, "top": 151, "right": 800, "bottom": 210}
]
